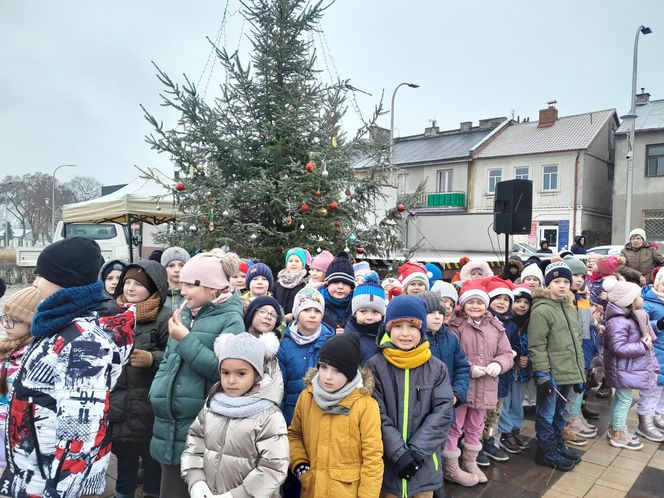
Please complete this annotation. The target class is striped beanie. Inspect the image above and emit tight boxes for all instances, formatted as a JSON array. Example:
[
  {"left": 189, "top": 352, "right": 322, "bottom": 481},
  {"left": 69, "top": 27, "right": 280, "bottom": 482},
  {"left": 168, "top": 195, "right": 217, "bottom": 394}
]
[
  {"left": 351, "top": 272, "right": 386, "bottom": 315},
  {"left": 325, "top": 254, "right": 356, "bottom": 288}
]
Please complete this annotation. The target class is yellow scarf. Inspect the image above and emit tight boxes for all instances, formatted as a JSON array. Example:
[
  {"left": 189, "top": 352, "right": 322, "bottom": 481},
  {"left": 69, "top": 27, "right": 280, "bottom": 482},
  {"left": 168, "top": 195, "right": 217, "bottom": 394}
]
[{"left": 383, "top": 341, "right": 431, "bottom": 369}]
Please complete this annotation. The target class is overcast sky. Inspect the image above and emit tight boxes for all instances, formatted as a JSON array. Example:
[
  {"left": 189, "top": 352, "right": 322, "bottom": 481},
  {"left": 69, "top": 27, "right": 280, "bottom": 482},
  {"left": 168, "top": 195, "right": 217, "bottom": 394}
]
[{"left": 1, "top": 0, "right": 663, "bottom": 186}]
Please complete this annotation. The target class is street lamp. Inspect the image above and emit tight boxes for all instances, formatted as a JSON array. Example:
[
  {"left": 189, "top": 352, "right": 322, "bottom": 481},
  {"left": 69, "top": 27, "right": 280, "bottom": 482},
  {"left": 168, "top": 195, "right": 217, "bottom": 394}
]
[
  {"left": 390, "top": 82, "right": 420, "bottom": 174},
  {"left": 52, "top": 164, "right": 76, "bottom": 239},
  {"left": 624, "top": 25, "right": 652, "bottom": 240}
]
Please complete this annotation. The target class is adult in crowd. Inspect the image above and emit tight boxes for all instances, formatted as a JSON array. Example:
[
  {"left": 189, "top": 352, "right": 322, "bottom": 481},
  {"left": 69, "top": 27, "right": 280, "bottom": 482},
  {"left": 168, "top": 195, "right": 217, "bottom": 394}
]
[
  {"left": 618, "top": 228, "right": 664, "bottom": 286},
  {"left": 539, "top": 240, "right": 553, "bottom": 254},
  {"left": 571, "top": 235, "right": 587, "bottom": 255},
  {"left": 111, "top": 261, "right": 171, "bottom": 498}
]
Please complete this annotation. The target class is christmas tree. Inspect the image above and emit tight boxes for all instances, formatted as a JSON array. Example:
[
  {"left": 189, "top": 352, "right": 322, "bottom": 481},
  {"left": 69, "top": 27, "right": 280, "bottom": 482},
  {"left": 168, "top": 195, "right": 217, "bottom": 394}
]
[{"left": 142, "top": 0, "right": 412, "bottom": 269}]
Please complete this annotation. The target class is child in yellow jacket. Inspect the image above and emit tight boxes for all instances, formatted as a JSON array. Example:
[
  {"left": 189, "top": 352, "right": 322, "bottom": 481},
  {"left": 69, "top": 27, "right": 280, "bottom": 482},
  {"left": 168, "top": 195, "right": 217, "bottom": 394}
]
[{"left": 288, "top": 333, "right": 384, "bottom": 498}]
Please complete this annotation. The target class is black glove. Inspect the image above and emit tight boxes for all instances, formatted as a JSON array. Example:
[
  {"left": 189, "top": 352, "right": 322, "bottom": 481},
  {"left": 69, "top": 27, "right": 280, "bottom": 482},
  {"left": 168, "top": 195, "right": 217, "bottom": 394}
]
[
  {"left": 657, "top": 317, "right": 664, "bottom": 331},
  {"left": 396, "top": 451, "right": 420, "bottom": 480},
  {"left": 293, "top": 463, "right": 310, "bottom": 478},
  {"left": 573, "top": 383, "right": 585, "bottom": 394},
  {"left": 535, "top": 373, "right": 554, "bottom": 395}
]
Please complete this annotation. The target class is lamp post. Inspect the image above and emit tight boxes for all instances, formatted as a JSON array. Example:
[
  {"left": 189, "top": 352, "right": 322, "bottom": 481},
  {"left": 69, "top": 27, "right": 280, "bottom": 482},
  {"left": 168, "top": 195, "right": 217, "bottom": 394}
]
[
  {"left": 52, "top": 164, "right": 76, "bottom": 239},
  {"left": 624, "top": 25, "right": 652, "bottom": 240},
  {"left": 390, "top": 82, "right": 420, "bottom": 175}
]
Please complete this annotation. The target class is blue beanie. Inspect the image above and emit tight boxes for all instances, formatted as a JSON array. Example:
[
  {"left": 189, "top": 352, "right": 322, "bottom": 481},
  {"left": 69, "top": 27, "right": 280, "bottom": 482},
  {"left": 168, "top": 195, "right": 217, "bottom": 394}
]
[
  {"left": 384, "top": 295, "right": 427, "bottom": 341},
  {"left": 352, "top": 272, "right": 387, "bottom": 315},
  {"left": 425, "top": 263, "right": 442, "bottom": 288},
  {"left": 245, "top": 263, "right": 274, "bottom": 291},
  {"left": 244, "top": 295, "right": 283, "bottom": 331},
  {"left": 544, "top": 261, "right": 573, "bottom": 286}
]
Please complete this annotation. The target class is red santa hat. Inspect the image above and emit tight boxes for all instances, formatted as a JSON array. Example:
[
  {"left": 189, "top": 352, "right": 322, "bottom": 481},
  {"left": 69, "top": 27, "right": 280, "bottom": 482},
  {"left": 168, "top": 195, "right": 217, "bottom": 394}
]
[
  {"left": 485, "top": 276, "right": 516, "bottom": 303},
  {"left": 397, "top": 261, "right": 429, "bottom": 288},
  {"left": 459, "top": 278, "right": 490, "bottom": 307}
]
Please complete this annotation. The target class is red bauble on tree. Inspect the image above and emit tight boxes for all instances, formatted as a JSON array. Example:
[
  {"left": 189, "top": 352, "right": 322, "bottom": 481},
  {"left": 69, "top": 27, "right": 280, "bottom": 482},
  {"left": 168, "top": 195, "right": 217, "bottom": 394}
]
[
  {"left": 345, "top": 188, "right": 352, "bottom": 196},
  {"left": 300, "top": 202, "right": 310, "bottom": 213},
  {"left": 315, "top": 190, "right": 321, "bottom": 197},
  {"left": 329, "top": 201, "right": 338, "bottom": 210},
  {"left": 175, "top": 181, "right": 185, "bottom": 191},
  {"left": 396, "top": 203, "right": 406, "bottom": 213},
  {"left": 356, "top": 247, "right": 366, "bottom": 254},
  {"left": 305, "top": 161, "right": 316, "bottom": 172}
]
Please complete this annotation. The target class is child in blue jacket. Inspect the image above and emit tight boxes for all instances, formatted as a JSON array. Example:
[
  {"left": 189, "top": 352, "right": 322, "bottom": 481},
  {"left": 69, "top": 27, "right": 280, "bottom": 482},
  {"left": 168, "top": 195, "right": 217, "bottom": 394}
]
[
  {"left": 420, "top": 291, "right": 470, "bottom": 405},
  {"left": 344, "top": 272, "right": 385, "bottom": 365}
]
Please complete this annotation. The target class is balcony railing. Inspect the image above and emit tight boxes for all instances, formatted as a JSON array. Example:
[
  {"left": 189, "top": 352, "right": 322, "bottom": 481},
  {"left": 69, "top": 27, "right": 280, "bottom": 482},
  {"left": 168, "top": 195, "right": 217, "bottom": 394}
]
[{"left": 398, "top": 191, "right": 466, "bottom": 209}]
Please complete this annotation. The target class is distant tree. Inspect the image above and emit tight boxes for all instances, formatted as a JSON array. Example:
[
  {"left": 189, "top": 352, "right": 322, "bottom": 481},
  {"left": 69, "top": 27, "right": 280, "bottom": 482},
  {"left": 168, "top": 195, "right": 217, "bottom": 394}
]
[{"left": 66, "top": 176, "right": 102, "bottom": 202}]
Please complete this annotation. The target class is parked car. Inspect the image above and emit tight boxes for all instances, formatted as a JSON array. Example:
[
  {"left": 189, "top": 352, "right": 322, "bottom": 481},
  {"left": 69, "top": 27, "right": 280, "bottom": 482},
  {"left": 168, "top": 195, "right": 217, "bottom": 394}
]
[
  {"left": 512, "top": 243, "right": 538, "bottom": 255},
  {"left": 586, "top": 245, "right": 623, "bottom": 256}
]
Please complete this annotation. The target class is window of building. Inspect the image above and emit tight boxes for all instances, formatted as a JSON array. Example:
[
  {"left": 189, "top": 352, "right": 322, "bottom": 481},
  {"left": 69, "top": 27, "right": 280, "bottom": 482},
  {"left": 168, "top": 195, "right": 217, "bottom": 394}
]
[
  {"left": 644, "top": 209, "right": 664, "bottom": 241},
  {"left": 646, "top": 144, "right": 664, "bottom": 177},
  {"left": 397, "top": 173, "right": 408, "bottom": 194},
  {"left": 514, "top": 166, "right": 529, "bottom": 180},
  {"left": 437, "top": 169, "right": 453, "bottom": 192},
  {"left": 542, "top": 164, "right": 558, "bottom": 191},
  {"left": 487, "top": 169, "right": 502, "bottom": 193}
]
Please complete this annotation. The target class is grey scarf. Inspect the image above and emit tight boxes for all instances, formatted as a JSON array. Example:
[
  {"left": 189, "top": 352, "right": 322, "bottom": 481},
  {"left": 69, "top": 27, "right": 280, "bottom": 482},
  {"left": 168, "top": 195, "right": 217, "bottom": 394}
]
[
  {"left": 288, "top": 322, "right": 322, "bottom": 346},
  {"left": 209, "top": 392, "right": 274, "bottom": 418},
  {"left": 312, "top": 371, "right": 363, "bottom": 413}
]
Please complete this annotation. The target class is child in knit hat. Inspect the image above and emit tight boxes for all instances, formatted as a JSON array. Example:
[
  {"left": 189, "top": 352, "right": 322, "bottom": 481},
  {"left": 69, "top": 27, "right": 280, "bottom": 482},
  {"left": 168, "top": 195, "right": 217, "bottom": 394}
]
[
  {"left": 497, "top": 286, "right": 534, "bottom": 454},
  {"left": 397, "top": 261, "right": 429, "bottom": 295},
  {"left": 274, "top": 248, "right": 311, "bottom": 322},
  {"left": 244, "top": 295, "right": 284, "bottom": 388},
  {"left": 182, "top": 333, "right": 289, "bottom": 498},
  {"left": 0, "top": 287, "right": 40, "bottom": 470},
  {"left": 320, "top": 254, "right": 355, "bottom": 333},
  {"left": 289, "top": 333, "right": 384, "bottom": 498},
  {"left": 528, "top": 261, "right": 586, "bottom": 471},
  {"left": 353, "top": 260, "right": 372, "bottom": 285},
  {"left": 230, "top": 259, "right": 252, "bottom": 293},
  {"left": 587, "top": 255, "right": 625, "bottom": 308},
  {"left": 443, "top": 280, "right": 513, "bottom": 485},
  {"left": 602, "top": 277, "right": 659, "bottom": 450},
  {"left": 381, "top": 277, "right": 401, "bottom": 297},
  {"left": 420, "top": 291, "right": 470, "bottom": 408},
  {"left": 431, "top": 280, "right": 458, "bottom": 320},
  {"left": 241, "top": 263, "right": 274, "bottom": 311},
  {"left": 149, "top": 252, "right": 245, "bottom": 497},
  {"left": 277, "top": 288, "right": 335, "bottom": 425},
  {"left": 161, "top": 246, "right": 191, "bottom": 310},
  {"left": 307, "top": 250, "right": 334, "bottom": 290},
  {"left": 368, "top": 295, "right": 455, "bottom": 497},
  {"left": 344, "top": 272, "right": 386, "bottom": 365},
  {"left": 425, "top": 263, "right": 443, "bottom": 289},
  {"left": 519, "top": 263, "right": 544, "bottom": 291},
  {"left": 459, "top": 260, "right": 493, "bottom": 285}
]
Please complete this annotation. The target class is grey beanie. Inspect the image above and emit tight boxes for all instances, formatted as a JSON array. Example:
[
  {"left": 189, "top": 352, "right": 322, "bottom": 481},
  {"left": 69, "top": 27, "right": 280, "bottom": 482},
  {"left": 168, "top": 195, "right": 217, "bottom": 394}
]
[
  {"left": 161, "top": 246, "right": 191, "bottom": 268},
  {"left": 213, "top": 332, "right": 266, "bottom": 378},
  {"left": 420, "top": 291, "right": 446, "bottom": 315}
]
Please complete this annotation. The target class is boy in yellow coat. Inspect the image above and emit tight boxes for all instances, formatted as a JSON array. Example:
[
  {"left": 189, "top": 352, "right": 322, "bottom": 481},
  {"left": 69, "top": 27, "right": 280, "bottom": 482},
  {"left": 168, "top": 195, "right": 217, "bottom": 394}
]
[{"left": 288, "top": 333, "right": 384, "bottom": 497}]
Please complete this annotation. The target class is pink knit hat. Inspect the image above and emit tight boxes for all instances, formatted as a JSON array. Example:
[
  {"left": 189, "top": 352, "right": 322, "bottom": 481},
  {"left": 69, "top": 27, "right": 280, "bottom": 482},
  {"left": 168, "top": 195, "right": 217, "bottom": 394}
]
[
  {"left": 603, "top": 277, "right": 641, "bottom": 308},
  {"left": 310, "top": 250, "right": 334, "bottom": 272},
  {"left": 595, "top": 255, "right": 623, "bottom": 276},
  {"left": 180, "top": 253, "right": 230, "bottom": 289}
]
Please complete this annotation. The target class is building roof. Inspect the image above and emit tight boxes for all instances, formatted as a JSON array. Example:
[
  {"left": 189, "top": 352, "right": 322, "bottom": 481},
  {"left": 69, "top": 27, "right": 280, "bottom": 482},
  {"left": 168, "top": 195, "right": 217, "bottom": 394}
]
[
  {"left": 475, "top": 109, "right": 617, "bottom": 158},
  {"left": 616, "top": 99, "right": 664, "bottom": 134},
  {"left": 352, "top": 126, "right": 498, "bottom": 169}
]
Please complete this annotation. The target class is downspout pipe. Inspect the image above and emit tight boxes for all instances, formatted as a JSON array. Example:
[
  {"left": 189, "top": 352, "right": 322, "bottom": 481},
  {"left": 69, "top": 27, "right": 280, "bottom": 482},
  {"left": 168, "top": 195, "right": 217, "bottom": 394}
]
[{"left": 573, "top": 150, "right": 581, "bottom": 241}]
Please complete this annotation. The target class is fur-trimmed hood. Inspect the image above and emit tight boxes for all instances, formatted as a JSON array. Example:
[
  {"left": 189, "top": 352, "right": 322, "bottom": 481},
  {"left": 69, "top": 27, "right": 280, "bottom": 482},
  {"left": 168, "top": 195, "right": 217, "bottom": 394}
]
[
  {"left": 532, "top": 287, "right": 576, "bottom": 307},
  {"left": 303, "top": 366, "right": 375, "bottom": 396}
]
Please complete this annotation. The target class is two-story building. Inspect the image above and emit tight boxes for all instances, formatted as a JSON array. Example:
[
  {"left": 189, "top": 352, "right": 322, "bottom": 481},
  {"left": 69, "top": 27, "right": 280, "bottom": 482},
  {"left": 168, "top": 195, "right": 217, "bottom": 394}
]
[
  {"left": 472, "top": 104, "right": 619, "bottom": 251},
  {"left": 612, "top": 92, "right": 664, "bottom": 244}
]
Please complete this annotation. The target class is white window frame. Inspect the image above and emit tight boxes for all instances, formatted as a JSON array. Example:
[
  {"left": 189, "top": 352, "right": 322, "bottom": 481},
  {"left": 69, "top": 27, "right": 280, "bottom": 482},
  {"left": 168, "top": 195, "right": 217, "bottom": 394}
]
[
  {"left": 514, "top": 166, "right": 529, "bottom": 180},
  {"left": 437, "top": 169, "right": 453, "bottom": 193},
  {"left": 487, "top": 168, "right": 502, "bottom": 194},
  {"left": 397, "top": 172, "right": 408, "bottom": 194},
  {"left": 542, "top": 164, "right": 559, "bottom": 191}
]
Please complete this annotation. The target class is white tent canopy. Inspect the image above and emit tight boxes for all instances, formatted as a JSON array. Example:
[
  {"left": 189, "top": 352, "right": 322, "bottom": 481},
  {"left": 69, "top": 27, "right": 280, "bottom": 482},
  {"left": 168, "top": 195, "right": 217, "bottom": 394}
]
[{"left": 62, "top": 167, "right": 177, "bottom": 224}]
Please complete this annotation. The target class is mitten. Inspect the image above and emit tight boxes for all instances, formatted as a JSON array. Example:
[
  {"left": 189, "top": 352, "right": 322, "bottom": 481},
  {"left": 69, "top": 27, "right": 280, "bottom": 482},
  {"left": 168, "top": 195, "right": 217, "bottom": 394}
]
[
  {"left": 535, "top": 372, "right": 554, "bottom": 394},
  {"left": 484, "top": 362, "right": 502, "bottom": 378},
  {"left": 470, "top": 365, "right": 486, "bottom": 378},
  {"left": 573, "top": 382, "right": 584, "bottom": 394},
  {"left": 190, "top": 481, "right": 213, "bottom": 498},
  {"left": 293, "top": 463, "right": 310, "bottom": 478},
  {"left": 396, "top": 451, "right": 420, "bottom": 479}
]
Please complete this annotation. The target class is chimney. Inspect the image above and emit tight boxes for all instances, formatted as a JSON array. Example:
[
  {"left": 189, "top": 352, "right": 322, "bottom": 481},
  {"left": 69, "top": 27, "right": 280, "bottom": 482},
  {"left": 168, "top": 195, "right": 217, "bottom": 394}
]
[
  {"left": 478, "top": 117, "right": 507, "bottom": 130},
  {"left": 636, "top": 88, "right": 650, "bottom": 105},
  {"left": 460, "top": 121, "right": 472, "bottom": 132},
  {"left": 538, "top": 101, "right": 558, "bottom": 128},
  {"left": 424, "top": 119, "right": 439, "bottom": 136}
]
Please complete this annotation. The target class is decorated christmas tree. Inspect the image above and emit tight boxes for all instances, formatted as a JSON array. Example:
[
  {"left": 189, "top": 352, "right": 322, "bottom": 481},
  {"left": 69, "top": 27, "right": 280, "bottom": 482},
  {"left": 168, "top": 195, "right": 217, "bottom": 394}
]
[{"left": 142, "top": 0, "right": 413, "bottom": 269}]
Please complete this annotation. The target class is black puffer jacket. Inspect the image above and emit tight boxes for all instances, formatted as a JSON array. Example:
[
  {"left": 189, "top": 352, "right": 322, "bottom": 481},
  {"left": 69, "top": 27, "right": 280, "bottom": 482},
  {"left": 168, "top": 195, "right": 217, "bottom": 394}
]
[{"left": 110, "top": 260, "right": 170, "bottom": 442}]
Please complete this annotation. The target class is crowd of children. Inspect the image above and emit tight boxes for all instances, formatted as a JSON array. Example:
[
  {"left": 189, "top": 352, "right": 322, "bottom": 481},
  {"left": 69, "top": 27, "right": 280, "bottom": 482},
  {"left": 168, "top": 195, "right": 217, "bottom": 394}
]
[{"left": 2, "top": 230, "right": 664, "bottom": 497}]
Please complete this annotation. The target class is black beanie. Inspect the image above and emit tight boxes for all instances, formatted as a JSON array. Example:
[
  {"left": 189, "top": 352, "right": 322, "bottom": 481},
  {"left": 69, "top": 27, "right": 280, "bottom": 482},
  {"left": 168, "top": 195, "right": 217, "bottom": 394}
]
[
  {"left": 318, "top": 333, "right": 361, "bottom": 381},
  {"left": 34, "top": 237, "right": 103, "bottom": 288},
  {"left": 325, "top": 256, "right": 356, "bottom": 288}
]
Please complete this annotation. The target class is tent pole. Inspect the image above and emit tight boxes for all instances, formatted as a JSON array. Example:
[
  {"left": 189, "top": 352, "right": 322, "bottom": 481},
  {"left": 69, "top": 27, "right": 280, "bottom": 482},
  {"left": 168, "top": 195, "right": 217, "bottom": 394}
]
[{"left": 127, "top": 214, "right": 133, "bottom": 263}]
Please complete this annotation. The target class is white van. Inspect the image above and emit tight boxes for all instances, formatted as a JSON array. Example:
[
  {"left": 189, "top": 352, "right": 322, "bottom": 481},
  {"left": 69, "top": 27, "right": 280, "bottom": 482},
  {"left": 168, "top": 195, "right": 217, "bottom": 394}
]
[{"left": 16, "top": 222, "right": 139, "bottom": 267}]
